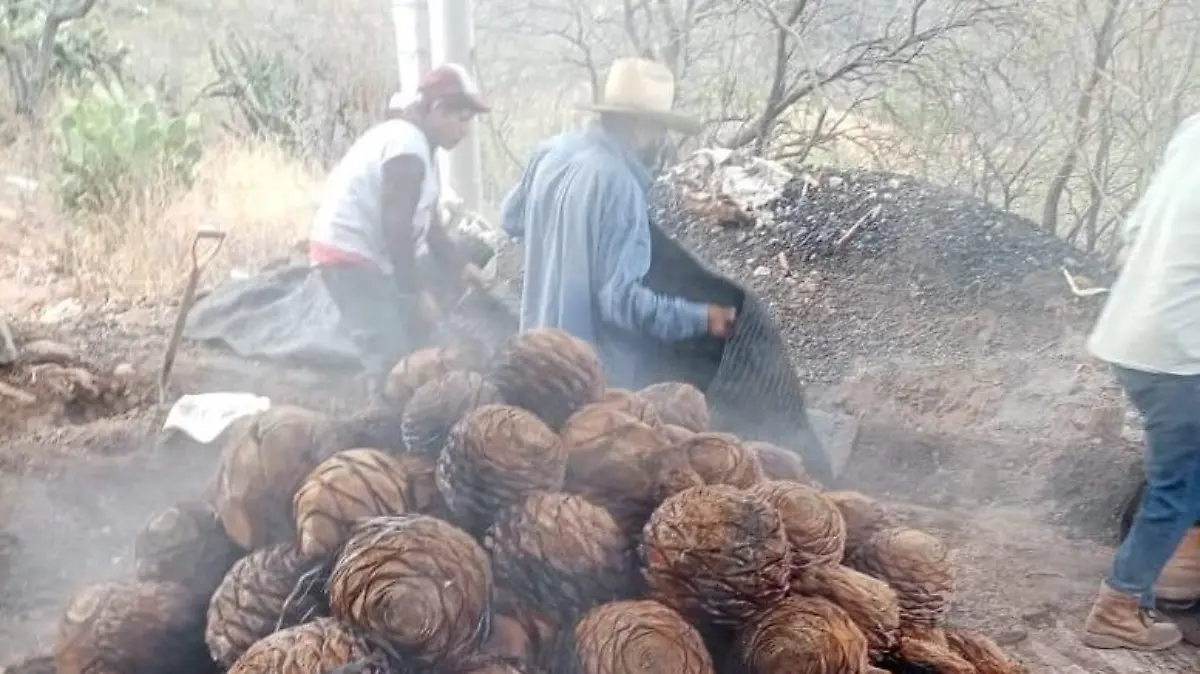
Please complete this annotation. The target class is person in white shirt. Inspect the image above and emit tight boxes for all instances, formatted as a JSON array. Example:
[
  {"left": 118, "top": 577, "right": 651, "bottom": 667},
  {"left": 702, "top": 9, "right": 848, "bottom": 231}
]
[
  {"left": 309, "top": 64, "right": 488, "bottom": 397},
  {"left": 1082, "top": 112, "right": 1200, "bottom": 651}
]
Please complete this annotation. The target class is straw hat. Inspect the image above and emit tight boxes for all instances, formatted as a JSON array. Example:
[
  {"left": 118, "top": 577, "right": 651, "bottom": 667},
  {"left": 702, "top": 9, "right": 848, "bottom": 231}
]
[{"left": 579, "top": 58, "right": 701, "bottom": 134}]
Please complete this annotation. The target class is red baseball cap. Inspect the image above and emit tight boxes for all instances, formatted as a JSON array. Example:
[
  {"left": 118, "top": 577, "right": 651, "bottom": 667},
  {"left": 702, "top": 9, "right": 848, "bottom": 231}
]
[{"left": 418, "top": 63, "right": 489, "bottom": 113}]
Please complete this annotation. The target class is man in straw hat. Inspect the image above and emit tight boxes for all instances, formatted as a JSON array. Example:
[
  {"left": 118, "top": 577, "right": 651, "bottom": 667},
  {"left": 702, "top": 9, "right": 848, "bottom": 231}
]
[
  {"left": 310, "top": 63, "right": 489, "bottom": 398},
  {"left": 500, "top": 57, "right": 737, "bottom": 388},
  {"left": 1080, "top": 112, "right": 1200, "bottom": 651}
]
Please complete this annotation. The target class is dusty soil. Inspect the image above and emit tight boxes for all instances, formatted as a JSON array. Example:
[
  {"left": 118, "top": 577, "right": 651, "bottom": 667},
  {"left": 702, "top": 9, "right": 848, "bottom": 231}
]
[
  {"left": 0, "top": 165, "right": 1190, "bottom": 672},
  {"left": 0, "top": 310, "right": 1188, "bottom": 672},
  {"left": 644, "top": 165, "right": 1191, "bottom": 670},
  {"left": 0, "top": 309, "right": 366, "bottom": 661}
]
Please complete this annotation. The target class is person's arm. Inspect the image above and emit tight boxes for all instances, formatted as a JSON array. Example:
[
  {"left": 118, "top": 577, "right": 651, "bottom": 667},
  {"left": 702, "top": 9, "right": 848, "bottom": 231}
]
[
  {"left": 380, "top": 154, "right": 426, "bottom": 297},
  {"left": 594, "top": 172, "right": 711, "bottom": 341},
  {"left": 425, "top": 207, "right": 467, "bottom": 272}
]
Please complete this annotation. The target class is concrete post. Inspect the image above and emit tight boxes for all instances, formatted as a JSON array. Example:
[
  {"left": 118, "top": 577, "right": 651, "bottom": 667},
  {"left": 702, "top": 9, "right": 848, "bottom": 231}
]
[
  {"left": 429, "top": 0, "right": 485, "bottom": 212},
  {"left": 390, "top": 0, "right": 431, "bottom": 92}
]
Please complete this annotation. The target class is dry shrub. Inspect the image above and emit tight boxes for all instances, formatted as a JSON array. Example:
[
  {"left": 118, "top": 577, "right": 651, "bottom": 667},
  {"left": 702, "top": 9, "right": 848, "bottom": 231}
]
[{"left": 65, "top": 139, "right": 319, "bottom": 299}]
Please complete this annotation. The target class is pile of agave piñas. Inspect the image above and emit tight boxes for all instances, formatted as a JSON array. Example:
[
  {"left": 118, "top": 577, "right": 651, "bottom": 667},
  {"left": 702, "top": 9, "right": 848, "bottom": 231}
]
[{"left": 40, "top": 327, "right": 1027, "bottom": 674}]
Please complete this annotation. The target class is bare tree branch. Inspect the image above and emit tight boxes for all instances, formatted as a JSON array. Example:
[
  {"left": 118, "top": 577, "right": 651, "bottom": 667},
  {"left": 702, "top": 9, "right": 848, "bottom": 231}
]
[{"left": 722, "top": 0, "right": 1002, "bottom": 149}]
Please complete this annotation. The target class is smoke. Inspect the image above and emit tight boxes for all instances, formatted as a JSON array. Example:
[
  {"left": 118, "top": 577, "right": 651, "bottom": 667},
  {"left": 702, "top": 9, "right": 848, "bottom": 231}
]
[
  {"left": 0, "top": 360, "right": 369, "bottom": 660},
  {"left": 0, "top": 435, "right": 218, "bottom": 656}
]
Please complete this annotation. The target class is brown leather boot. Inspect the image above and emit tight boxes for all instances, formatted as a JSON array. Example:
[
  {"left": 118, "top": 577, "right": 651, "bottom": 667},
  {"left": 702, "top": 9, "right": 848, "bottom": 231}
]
[
  {"left": 1157, "top": 600, "right": 1200, "bottom": 647},
  {"left": 1156, "top": 527, "right": 1200, "bottom": 602},
  {"left": 1083, "top": 583, "right": 1182, "bottom": 650}
]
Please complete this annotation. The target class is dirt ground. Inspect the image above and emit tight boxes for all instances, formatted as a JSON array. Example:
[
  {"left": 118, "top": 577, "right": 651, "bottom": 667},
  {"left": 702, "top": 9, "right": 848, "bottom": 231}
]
[
  {"left": 0, "top": 316, "right": 366, "bottom": 659},
  {"left": 0, "top": 311, "right": 1193, "bottom": 673},
  {"left": 0, "top": 252, "right": 1197, "bottom": 670}
]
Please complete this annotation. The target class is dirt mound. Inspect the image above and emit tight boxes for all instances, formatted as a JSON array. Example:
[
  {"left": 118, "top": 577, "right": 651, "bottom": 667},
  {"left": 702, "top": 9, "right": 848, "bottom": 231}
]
[
  {"left": 0, "top": 327, "right": 151, "bottom": 442},
  {"left": 651, "top": 155, "right": 1135, "bottom": 540},
  {"left": 652, "top": 162, "right": 1112, "bottom": 385}
]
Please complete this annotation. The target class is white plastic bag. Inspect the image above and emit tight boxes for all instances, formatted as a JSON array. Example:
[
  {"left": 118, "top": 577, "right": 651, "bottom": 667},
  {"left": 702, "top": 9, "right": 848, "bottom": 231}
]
[{"left": 162, "top": 392, "right": 272, "bottom": 444}]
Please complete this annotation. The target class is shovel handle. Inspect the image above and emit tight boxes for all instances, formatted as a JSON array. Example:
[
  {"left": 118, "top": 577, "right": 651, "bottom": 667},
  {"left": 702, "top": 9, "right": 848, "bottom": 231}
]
[
  {"left": 158, "top": 229, "right": 227, "bottom": 407},
  {"left": 191, "top": 229, "right": 226, "bottom": 272}
]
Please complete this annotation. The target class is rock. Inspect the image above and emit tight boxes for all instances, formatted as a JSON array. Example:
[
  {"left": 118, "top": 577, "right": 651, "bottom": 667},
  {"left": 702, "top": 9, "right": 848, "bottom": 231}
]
[
  {"left": 0, "top": 315, "right": 15, "bottom": 365},
  {"left": 650, "top": 163, "right": 1113, "bottom": 385},
  {"left": 38, "top": 298, "right": 83, "bottom": 325},
  {"left": 113, "top": 364, "right": 136, "bottom": 381},
  {"left": 0, "top": 381, "right": 36, "bottom": 405},
  {"left": 19, "top": 340, "right": 76, "bottom": 366},
  {"left": 807, "top": 408, "right": 859, "bottom": 480}
]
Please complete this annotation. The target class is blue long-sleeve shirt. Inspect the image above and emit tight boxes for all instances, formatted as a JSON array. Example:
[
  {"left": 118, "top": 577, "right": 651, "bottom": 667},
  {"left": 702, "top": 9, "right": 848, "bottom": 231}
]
[{"left": 500, "top": 124, "right": 710, "bottom": 387}]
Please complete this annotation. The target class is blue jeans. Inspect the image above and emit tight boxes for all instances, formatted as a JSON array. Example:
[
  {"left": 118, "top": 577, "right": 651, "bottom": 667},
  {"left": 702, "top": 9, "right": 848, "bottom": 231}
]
[{"left": 1109, "top": 366, "right": 1200, "bottom": 607}]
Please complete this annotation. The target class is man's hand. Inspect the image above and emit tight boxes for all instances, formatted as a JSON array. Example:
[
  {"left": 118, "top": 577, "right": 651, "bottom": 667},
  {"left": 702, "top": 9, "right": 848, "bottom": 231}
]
[{"left": 707, "top": 305, "right": 737, "bottom": 338}]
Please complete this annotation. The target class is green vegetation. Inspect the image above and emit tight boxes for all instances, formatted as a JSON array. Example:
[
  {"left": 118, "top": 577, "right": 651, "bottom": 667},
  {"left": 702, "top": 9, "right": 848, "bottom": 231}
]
[{"left": 53, "top": 81, "right": 202, "bottom": 216}]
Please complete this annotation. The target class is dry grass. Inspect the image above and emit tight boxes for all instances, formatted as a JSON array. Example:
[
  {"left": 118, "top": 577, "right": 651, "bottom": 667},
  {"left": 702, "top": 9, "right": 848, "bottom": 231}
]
[
  {"left": 0, "top": 0, "right": 392, "bottom": 313},
  {"left": 74, "top": 137, "right": 320, "bottom": 299},
  {"left": 0, "top": 128, "right": 320, "bottom": 307}
]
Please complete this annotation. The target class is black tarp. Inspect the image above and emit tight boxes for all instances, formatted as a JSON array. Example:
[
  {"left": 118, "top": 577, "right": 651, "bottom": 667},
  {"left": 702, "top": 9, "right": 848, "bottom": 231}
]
[
  {"left": 641, "top": 224, "right": 831, "bottom": 482},
  {"left": 183, "top": 225, "right": 831, "bottom": 482}
]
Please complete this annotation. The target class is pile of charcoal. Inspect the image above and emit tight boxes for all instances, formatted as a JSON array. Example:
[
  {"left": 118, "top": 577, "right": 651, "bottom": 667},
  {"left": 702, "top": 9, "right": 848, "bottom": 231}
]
[
  {"left": 647, "top": 160, "right": 1119, "bottom": 384},
  {"left": 652, "top": 164, "right": 1113, "bottom": 310}
]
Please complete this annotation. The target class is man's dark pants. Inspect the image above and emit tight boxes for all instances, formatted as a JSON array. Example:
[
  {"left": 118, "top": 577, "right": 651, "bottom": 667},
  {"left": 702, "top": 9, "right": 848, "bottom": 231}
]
[
  {"left": 318, "top": 264, "right": 423, "bottom": 392},
  {"left": 1109, "top": 366, "right": 1200, "bottom": 607}
]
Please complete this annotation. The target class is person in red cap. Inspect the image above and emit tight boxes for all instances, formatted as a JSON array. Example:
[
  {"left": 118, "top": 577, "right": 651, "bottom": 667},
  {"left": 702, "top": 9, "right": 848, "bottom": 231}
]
[{"left": 309, "top": 63, "right": 489, "bottom": 398}]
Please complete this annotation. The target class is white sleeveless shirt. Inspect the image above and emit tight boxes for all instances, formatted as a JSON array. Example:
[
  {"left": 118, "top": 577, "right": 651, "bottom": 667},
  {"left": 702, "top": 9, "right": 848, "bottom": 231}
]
[{"left": 309, "top": 119, "right": 440, "bottom": 275}]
